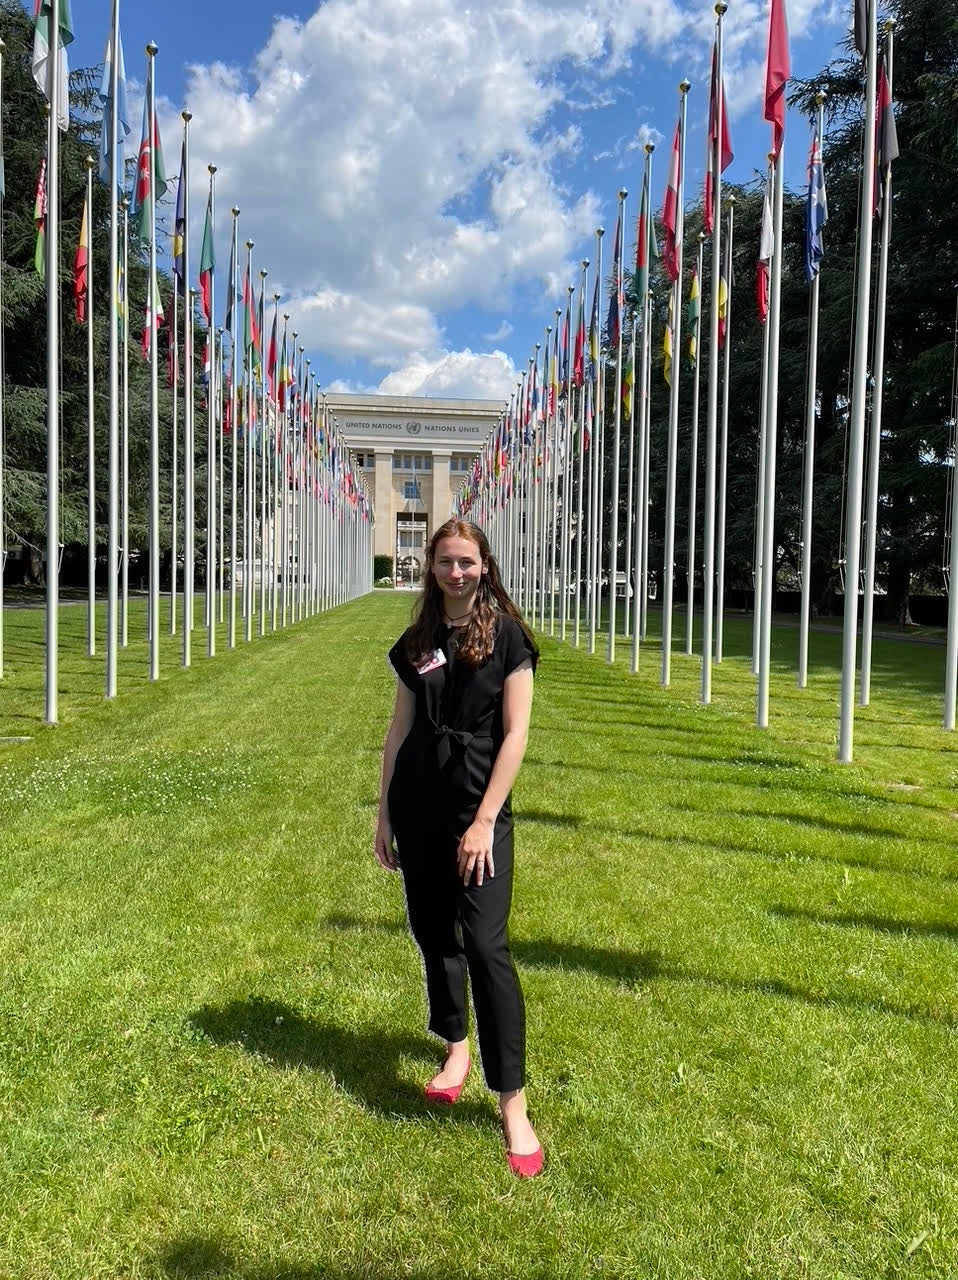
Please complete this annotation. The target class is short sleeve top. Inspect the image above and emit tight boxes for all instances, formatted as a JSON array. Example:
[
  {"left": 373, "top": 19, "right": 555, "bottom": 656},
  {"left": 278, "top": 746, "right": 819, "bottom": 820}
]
[{"left": 386, "top": 614, "right": 537, "bottom": 836}]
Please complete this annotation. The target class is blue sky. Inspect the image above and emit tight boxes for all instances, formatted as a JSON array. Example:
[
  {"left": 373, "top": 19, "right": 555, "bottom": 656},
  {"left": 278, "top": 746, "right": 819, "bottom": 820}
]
[{"left": 63, "top": 0, "right": 855, "bottom": 401}]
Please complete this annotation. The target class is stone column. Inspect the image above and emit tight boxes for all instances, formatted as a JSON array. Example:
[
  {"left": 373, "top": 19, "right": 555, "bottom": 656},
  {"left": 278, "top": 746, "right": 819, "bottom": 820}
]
[
  {"left": 375, "top": 451, "right": 394, "bottom": 560},
  {"left": 431, "top": 451, "right": 452, "bottom": 531}
]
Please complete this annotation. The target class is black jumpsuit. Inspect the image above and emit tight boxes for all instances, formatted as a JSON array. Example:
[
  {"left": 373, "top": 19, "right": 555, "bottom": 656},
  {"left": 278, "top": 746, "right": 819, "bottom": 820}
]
[{"left": 387, "top": 614, "right": 537, "bottom": 1094}]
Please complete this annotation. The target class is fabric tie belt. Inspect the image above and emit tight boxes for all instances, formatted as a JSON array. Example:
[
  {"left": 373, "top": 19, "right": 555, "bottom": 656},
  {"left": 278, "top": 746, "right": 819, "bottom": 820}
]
[{"left": 433, "top": 725, "right": 491, "bottom": 773}]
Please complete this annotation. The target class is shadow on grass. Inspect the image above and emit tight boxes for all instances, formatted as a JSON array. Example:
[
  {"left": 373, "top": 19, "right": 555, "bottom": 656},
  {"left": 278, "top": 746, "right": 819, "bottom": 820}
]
[
  {"left": 188, "top": 998, "right": 490, "bottom": 1125},
  {"left": 614, "top": 823, "right": 958, "bottom": 885},
  {"left": 323, "top": 914, "right": 958, "bottom": 1030},
  {"left": 771, "top": 903, "right": 958, "bottom": 943},
  {"left": 324, "top": 913, "right": 662, "bottom": 987},
  {"left": 670, "top": 801, "right": 946, "bottom": 846},
  {"left": 156, "top": 1236, "right": 473, "bottom": 1280}
]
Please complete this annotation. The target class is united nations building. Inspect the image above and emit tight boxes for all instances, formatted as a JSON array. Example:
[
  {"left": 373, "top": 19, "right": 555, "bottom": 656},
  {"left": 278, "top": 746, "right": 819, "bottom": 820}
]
[{"left": 324, "top": 393, "right": 505, "bottom": 580}]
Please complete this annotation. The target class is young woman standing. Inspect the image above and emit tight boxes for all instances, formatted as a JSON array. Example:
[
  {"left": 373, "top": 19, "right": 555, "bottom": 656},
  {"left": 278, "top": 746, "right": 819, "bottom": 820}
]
[{"left": 376, "top": 519, "right": 543, "bottom": 1178}]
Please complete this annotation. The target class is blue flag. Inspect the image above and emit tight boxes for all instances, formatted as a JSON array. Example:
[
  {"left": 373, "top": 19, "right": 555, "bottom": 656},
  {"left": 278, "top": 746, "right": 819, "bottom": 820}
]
[
  {"left": 96, "top": 8, "right": 131, "bottom": 187},
  {"left": 804, "top": 125, "right": 827, "bottom": 282}
]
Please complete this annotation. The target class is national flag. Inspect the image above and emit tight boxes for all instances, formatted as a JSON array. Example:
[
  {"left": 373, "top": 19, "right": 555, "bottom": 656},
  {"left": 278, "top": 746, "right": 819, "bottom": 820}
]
[
  {"left": 96, "top": 9, "right": 131, "bottom": 186},
  {"left": 874, "top": 54, "right": 899, "bottom": 218},
  {"left": 243, "top": 265, "right": 260, "bottom": 361},
  {"left": 196, "top": 190, "right": 215, "bottom": 325},
  {"left": 764, "top": 0, "right": 790, "bottom": 161},
  {"left": 635, "top": 164, "right": 653, "bottom": 310},
  {"left": 278, "top": 331, "right": 292, "bottom": 412},
  {"left": 32, "top": 0, "right": 74, "bottom": 132},
  {"left": 705, "top": 43, "right": 734, "bottom": 235},
  {"left": 548, "top": 328, "right": 559, "bottom": 417},
  {"left": 172, "top": 138, "right": 186, "bottom": 292},
  {"left": 853, "top": 0, "right": 870, "bottom": 57},
  {"left": 559, "top": 301, "right": 570, "bottom": 394},
  {"left": 130, "top": 91, "right": 168, "bottom": 243},
  {"left": 804, "top": 124, "right": 827, "bottom": 281},
  {"left": 622, "top": 342, "right": 635, "bottom": 419},
  {"left": 223, "top": 229, "right": 239, "bottom": 337},
  {"left": 266, "top": 310, "right": 278, "bottom": 400},
  {"left": 662, "top": 120, "right": 682, "bottom": 283},
  {"left": 142, "top": 273, "right": 165, "bottom": 359},
  {"left": 605, "top": 209, "right": 622, "bottom": 349},
  {"left": 587, "top": 275, "right": 600, "bottom": 382},
  {"left": 756, "top": 185, "right": 774, "bottom": 324},
  {"left": 74, "top": 195, "right": 88, "bottom": 322},
  {"left": 718, "top": 232, "right": 731, "bottom": 349},
  {"left": 573, "top": 286, "right": 586, "bottom": 387},
  {"left": 116, "top": 259, "right": 126, "bottom": 327},
  {"left": 201, "top": 331, "right": 211, "bottom": 386},
  {"left": 663, "top": 292, "right": 674, "bottom": 386},
  {"left": 33, "top": 156, "right": 47, "bottom": 279},
  {"left": 687, "top": 264, "right": 700, "bottom": 365}
]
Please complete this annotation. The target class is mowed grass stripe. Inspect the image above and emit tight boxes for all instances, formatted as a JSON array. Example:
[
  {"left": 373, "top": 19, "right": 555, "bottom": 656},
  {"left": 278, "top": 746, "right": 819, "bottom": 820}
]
[{"left": 0, "top": 592, "right": 955, "bottom": 1278}]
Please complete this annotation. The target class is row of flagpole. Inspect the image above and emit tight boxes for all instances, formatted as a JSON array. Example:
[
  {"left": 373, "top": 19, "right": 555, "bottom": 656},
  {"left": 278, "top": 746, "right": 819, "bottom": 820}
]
[
  {"left": 13, "top": 0, "right": 374, "bottom": 726},
  {"left": 455, "top": 0, "right": 958, "bottom": 760}
]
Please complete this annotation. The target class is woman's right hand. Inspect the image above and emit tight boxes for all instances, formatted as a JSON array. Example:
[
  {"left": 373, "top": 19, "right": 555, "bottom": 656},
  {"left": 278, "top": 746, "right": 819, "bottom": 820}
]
[{"left": 375, "top": 813, "right": 398, "bottom": 872}]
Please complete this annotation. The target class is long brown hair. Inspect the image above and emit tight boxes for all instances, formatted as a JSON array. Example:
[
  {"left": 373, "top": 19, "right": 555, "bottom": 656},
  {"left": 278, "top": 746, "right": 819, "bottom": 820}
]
[{"left": 405, "top": 519, "right": 537, "bottom": 669}]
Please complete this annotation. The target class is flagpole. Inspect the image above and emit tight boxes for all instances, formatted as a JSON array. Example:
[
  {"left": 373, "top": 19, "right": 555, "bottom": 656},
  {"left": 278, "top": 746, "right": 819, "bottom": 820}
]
[
  {"left": 701, "top": 6, "right": 726, "bottom": 705},
  {"left": 203, "top": 165, "right": 217, "bottom": 651},
  {"left": 686, "top": 232, "right": 705, "bottom": 656},
  {"left": 715, "top": 195, "right": 734, "bottom": 664},
  {"left": 84, "top": 155, "right": 96, "bottom": 658},
  {"left": 228, "top": 206, "right": 240, "bottom": 649},
  {"left": 44, "top": 23, "right": 61, "bottom": 725},
  {"left": 753, "top": 171, "right": 773, "bottom": 676},
  {"left": 573, "top": 263, "right": 588, "bottom": 647},
  {"left": 607, "top": 189, "right": 627, "bottom": 663},
  {"left": 661, "top": 82, "right": 690, "bottom": 687},
  {"left": 243, "top": 238, "right": 254, "bottom": 645},
  {"left": 280, "top": 314, "right": 290, "bottom": 629},
  {"left": 798, "top": 93, "right": 827, "bottom": 689},
  {"left": 632, "top": 143, "right": 654, "bottom": 671},
  {"left": 106, "top": 0, "right": 121, "bottom": 697},
  {"left": 757, "top": 152, "right": 786, "bottom": 726},
  {"left": 121, "top": 195, "right": 131, "bottom": 650},
  {"left": 945, "top": 304, "right": 958, "bottom": 727},
  {"left": 259, "top": 268, "right": 268, "bottom": 636},
  {"left": 169, "top": 278, "right": 178, "bottom": 636},
  {"left": 560, "top": 284, "right": 575, "bottom": 641},
  {"left": 588, "top": 227, "right": 603, "bottom": 655},
  {"left": 144, "top": 43, "right": 161, "bottom": 681},
  {"left": 270, "top": 293, "right": 280, "bottom": 632},
  {"left": 181, "top": 111, "right": 194, "bottom": 664},
  {"left": 549, "top": 310, "right": 561, "bottom": 636},
  {"left": 622, "top": 317, "right": 636, "bottom": 642},
  {"left": 0, "top": 37, "right": 5, "bottom": 680},
  {"left": 838, "top": 0, "right": 878, "bottom": 762},
  {"left": 860, "top": 20, "right": 895, "bottom": 708}
]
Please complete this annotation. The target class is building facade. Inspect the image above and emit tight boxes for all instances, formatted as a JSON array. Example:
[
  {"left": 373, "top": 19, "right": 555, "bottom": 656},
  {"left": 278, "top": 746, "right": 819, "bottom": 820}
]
[{"left": 324, "top": 393, "right": 504, "bottom": 580}]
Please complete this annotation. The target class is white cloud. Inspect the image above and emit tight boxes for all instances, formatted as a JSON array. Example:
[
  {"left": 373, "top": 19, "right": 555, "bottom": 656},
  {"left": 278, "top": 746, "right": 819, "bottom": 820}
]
[
  {"left": 377, "top": 350, "right": 518, "bottom": 401},
  {"left": 159, "top": 0, "right": 837, "bottom": 390}
]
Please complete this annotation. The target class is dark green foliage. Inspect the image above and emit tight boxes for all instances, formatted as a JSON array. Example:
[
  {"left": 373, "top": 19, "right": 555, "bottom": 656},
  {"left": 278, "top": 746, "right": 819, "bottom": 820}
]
[
  {"left": 596, "top": 0, "right": 957, "bottom": 622},
  {"left": 1, "top": 0, "right": 200, "bottom": 580},
  {"left": 373, "top": 553, "right": 394, "bottom": 580}
]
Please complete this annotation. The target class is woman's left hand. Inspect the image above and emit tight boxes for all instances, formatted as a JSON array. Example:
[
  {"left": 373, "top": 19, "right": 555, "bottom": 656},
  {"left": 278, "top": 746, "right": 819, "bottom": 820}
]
[{"left": 457, "top": 818, "right": 495, "bottom": 886}]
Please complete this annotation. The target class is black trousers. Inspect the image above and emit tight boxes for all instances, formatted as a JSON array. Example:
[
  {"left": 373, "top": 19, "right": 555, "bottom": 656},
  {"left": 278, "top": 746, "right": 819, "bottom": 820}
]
[{"left": 397, "top": 823, "right": 525, "bottom": 1094}]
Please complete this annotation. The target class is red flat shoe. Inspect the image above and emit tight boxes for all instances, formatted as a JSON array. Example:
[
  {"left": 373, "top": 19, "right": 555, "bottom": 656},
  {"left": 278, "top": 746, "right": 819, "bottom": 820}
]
[
  {"left": 424, "top": 1055, "right": 470, "bottom": 1105},
  {"left": 507, "top": 1146, "right": 544, "bottom": 1178}
]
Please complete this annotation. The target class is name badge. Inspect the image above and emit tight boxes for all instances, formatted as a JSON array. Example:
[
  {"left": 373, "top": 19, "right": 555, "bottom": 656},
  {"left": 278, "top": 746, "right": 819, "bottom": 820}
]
[{"left": 415, "top": 649, "right": 447, "bottom": 676}]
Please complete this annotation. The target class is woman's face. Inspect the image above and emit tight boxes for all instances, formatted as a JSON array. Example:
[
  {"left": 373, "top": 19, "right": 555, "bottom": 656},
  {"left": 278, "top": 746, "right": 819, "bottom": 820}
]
[{"left": 432, "top": 535, "right": 487, "bottom": 610}]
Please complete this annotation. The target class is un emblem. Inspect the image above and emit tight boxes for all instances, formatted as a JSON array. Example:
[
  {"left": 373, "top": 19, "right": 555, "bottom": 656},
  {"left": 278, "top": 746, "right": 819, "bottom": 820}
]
[{"left": 406, "top": 421, "right": 422, "bottom": 435}]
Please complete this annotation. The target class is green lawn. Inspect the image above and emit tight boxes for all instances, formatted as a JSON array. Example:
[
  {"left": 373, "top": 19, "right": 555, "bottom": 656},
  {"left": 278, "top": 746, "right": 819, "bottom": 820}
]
[{"left": 0, "top": 594, "right": 956, "bottom": 1278}]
